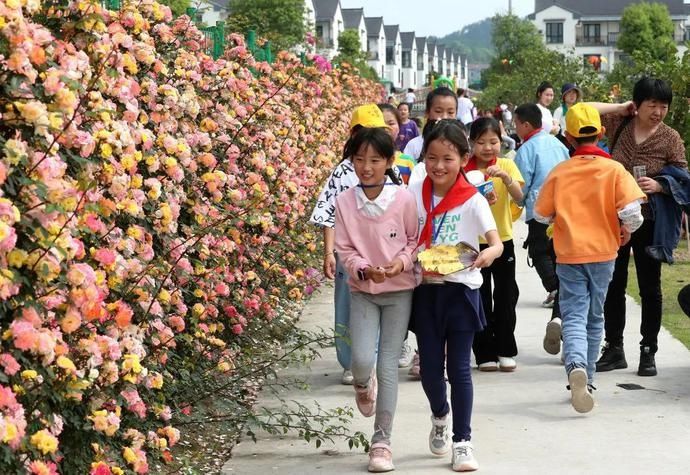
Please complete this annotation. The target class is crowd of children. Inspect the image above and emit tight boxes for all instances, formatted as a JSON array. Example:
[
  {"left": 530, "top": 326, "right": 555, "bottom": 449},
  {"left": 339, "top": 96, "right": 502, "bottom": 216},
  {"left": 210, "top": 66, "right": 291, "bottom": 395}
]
[{"left": 309, "top": 77, "right": 689, "bottom": 472}]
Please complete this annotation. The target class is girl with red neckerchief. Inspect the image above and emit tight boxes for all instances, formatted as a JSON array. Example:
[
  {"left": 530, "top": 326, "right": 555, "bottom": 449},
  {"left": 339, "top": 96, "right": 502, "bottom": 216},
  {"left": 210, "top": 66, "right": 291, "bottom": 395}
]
[
  {"left": 467, "top": 118, "right": 525, "bottom": 373},
  {"left": 408, "top": 120, "right": 503, "bottom": 472}
]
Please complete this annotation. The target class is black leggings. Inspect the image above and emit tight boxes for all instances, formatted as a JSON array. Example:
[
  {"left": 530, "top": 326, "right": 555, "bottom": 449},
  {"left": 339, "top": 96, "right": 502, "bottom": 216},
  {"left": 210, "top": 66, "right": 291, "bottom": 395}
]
[{"left": 603, "top": 220, "right": 662, "bottom": 352}]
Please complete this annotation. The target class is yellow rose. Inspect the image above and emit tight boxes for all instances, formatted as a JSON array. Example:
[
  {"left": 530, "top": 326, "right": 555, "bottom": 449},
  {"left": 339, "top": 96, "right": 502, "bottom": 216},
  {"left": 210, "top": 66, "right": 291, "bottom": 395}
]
[
  {"left": 2, "top": 422, "right": 17, "bottom": 443},
  {"left": 57, "top": 355, "right": 77, "bottom": 373},
  {"left": 121, "top": 155, "right": 136, "bottom": 170},
  {"left": 100, "top": 143, "right": 113, "bottom": 158},
  {"left": 30, "top": 429, "right": 59, "bottom": 455},
  {"left": 21, "top": 369, "right": 38, "bottom": 380},
  {"left": 7, "top": 249, "right": 27, "bottom": 268},
  {"left": 123, "top": 447, "right": 137, "bottom": 464}
]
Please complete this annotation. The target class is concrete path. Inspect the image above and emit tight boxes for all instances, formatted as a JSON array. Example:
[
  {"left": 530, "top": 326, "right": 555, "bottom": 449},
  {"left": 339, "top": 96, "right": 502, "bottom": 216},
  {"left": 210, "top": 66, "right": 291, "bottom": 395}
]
[{"left": 222, "top": 220, "right": 690, "bottom": 474}]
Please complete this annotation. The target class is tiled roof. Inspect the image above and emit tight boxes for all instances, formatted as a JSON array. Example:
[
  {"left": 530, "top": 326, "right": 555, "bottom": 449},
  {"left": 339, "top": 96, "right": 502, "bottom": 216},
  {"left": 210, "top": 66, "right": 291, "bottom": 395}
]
[
  {"left": 384, "top": 24, "right": 400, "bottom": 41},
  {"left": 313, "top": 0, "right": 339, "bottom": 21},
  {"left": 400, "top": 32, "right": 415, "bottom": 49},
  {"left": 342, "top": 8, "right": 364, "bottom": 29},
  {"left": 365, "top": 16, "right": 383, "bottom": 36},
  {"left": 533, "top": 0, "right": 689, "bottom": 17}
]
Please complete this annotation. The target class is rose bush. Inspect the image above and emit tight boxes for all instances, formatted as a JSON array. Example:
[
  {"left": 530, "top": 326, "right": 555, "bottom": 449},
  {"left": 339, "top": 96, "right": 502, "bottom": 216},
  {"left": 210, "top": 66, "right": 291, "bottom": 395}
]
[{"left": 0, "top": 0, "right": 382, "bottom": 473}]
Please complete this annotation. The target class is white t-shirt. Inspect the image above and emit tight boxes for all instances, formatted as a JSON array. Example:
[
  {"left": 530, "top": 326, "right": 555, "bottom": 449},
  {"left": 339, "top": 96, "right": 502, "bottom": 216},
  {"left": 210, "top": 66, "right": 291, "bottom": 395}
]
[
  {"left": 405, "top": 92, "right": 416, "bottom": 103},
  {"left": 552, "top": 106, "right": 566, "bottom": 134},
  {"left": 404, "top": 135, "right": 424, "bottom": 161},
  {"left": 537, "top": 103, "right": 554, "bottom": 134},
  {"left": 408, "top": 162, "right": 427, "bottom": 189},
  {"left": 409, "top": 181, "right": 497, "bottom": 288},
  {"left": 457, "top": 97, "right": 474, "bottom": 124}
]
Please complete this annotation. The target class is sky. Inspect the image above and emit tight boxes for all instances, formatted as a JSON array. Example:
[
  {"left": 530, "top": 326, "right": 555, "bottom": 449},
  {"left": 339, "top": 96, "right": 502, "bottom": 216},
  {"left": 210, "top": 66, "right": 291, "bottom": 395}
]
[{"left": 338, "top": 0, "right": 535, "bottom": 37}]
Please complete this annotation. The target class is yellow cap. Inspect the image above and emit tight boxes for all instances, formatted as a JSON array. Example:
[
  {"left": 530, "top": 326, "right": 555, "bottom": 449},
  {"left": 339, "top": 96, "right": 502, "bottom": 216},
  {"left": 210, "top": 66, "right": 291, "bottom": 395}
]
[
  {"left": 565, "top": 103, "right": 602, "bottom": 138},
  {"left": 349, "top": 104, "right": 387, "bottom": 130}
]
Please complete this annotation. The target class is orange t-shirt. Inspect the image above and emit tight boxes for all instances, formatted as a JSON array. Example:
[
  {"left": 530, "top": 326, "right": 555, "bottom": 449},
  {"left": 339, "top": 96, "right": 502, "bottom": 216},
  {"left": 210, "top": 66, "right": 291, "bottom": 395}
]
[{"left": 534, "top": 154, "right": 646, "bottom": 264}]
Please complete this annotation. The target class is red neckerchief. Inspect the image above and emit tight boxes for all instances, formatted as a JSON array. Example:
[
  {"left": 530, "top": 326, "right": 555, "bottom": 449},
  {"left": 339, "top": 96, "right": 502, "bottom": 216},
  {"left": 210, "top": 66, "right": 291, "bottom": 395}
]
[
  {"left": 573, "top": 145, "right": 611, "bottom": 159},
  {"left": 417, "top": 174, "right": 477, "bottom": 248},
  {"left": 522, "top": 128, "right": 541, "bottom": 143},
  {"left": 465, "top": 156, "right": 497, "bottom": 180}
]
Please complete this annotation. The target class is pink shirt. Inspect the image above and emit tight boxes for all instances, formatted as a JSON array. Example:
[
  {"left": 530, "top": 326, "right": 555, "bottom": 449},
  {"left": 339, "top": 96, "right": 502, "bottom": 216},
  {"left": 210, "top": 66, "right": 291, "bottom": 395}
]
[{"left": 335, "top": 187, "right": 419, "bottom": 294}]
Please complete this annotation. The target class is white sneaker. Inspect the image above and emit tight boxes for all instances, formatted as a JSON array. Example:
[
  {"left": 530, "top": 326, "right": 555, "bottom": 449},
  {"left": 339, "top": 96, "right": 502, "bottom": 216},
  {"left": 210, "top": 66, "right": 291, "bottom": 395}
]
[
  {"left": 498, "top": 356, "right": 517, "bottom": 372},
  {"left": 398, "top": 342, "right": 414, "bottom": 368},
  {"left": 543, "top": 318, "right": 562, "bottom": 355},
  {"left": 341, "top": 369, "right": 354, "bottom": 385},
  {"left": 429, "top": 413, "right": 451, "bottom": 456},
  {"left": 568, "top": 368, "right": 594, "bottom": 413},
  {"left": 452, "top": 441, "right": 479, "bottom": 472},
  {"left": 477, "top": 361, "right": 498, "bottom": 372}
]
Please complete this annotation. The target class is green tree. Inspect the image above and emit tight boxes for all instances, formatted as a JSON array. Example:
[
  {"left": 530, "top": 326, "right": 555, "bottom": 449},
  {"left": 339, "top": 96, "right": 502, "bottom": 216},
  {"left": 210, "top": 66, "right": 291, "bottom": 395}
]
[
  {"left": 158, "top": 0, "right": 191, "bottom": 17},
  {"left": 478, "top": 14, "right": 606, "bottom": 109},
  {"left": 439, "top": 18, "right": 494, "bottom": 64},
  {"left": 226, "top": 0, "right": 308, "bottom": 52},
  {"left": 333, "top": 29, "right": 378, "bottom": 81},
  {"left": 618, "top": 2, "right": 676, "bottom": 61}
]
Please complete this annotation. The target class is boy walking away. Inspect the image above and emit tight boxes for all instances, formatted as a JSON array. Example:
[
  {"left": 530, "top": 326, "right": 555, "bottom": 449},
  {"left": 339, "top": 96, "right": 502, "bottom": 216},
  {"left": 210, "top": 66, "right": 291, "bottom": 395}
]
[
  {"left": 534, "top": 104, "right": 645, "bottom": 413},
  {"left": 513, "top": 104, "right": 570, "bottom": 355}
]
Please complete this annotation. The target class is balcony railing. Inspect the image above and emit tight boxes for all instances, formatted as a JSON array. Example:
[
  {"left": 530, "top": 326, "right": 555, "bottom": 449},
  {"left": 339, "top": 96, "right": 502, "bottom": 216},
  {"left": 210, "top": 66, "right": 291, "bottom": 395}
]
[{"left": 576, "top": 31, "right": 686, "bottom": 46}]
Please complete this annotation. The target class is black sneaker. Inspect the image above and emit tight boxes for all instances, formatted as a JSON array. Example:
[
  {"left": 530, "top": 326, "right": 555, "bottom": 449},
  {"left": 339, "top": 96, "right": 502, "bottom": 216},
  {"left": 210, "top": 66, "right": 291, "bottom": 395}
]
[
  {"left": 596, "top": 343, "right": 627, "bottom": 372},
  {"left": 638, "top": 347, "right": 657, "bottom": 377}
]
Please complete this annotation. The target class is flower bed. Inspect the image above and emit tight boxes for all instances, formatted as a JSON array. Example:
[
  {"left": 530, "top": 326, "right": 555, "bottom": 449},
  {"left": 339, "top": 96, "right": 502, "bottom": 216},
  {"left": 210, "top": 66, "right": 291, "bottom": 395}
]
[{"left": 0, "top": 1, "right": 382, "bottom": 473}]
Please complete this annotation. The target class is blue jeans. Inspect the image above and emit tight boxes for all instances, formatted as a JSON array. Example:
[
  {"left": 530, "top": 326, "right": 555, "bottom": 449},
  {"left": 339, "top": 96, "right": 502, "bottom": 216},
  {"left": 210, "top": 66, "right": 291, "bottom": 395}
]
[
  {"left": 557, "top": 261, "right": 615, "bottom": 384},
  {"left": 334, "top": 255, "right": 351, "bottom": 370}
]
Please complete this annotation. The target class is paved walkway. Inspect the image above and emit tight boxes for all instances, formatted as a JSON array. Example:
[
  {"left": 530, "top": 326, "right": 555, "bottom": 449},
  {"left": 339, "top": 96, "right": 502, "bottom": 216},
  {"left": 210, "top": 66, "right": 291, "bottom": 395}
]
[{"left": 223, "top": 220, "right": 690, "bottom": 474}]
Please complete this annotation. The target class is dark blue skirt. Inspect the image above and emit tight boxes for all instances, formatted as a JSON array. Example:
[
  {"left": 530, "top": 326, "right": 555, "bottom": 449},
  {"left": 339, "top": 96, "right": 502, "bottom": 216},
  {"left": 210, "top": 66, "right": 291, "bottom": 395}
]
[{"left": 409, "top": 282, "right": 487, "bottom": 335}]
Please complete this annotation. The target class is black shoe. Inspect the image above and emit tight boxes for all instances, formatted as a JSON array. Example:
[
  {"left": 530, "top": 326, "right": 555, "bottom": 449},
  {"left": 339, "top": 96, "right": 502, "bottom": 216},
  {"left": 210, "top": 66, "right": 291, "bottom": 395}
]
[
  {"left": 596, "top": 343, "right": 628, "bottom": 372},
  {"left": 638, "top": 347, "right": 657, "bottom": 377}
]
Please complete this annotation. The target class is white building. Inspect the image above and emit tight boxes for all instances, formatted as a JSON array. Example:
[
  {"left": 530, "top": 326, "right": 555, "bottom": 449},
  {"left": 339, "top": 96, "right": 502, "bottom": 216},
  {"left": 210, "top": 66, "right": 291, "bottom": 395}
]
[
  {"left": 458, "top": 54, "right": 469, "bottom": 89},
  {"left": 427, "top": 40, "right": 438, "bottom": 79},
  {"left": 529, "top": 0, "right": 690, "bottom": 73},
  {"left": 365, "top": 16, "right": 386, "bottom": 79},
  {"left": 416, "top": 37, "right": 429, "bottom": 87},
  {"left": 341, "top": 7, "right": 367, "bottom": 52},
  {"left": 436, "top": 45, "right": 447, "bottom": 78},
  {"left": 384, "top": 24, "right": 403, "bottom": 88},
  {"left": 313, "top": 0, "right": 344, "bottom": 59},
  {"left": 400, "top": 32, "right": 418, "bottom": 89}
]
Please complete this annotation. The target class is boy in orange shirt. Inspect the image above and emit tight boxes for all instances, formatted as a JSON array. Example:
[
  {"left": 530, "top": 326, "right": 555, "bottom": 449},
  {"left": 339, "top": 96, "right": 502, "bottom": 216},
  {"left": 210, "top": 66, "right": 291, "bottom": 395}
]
[{"left": 534, "top": 103, "right": 645, "bottom": 413}]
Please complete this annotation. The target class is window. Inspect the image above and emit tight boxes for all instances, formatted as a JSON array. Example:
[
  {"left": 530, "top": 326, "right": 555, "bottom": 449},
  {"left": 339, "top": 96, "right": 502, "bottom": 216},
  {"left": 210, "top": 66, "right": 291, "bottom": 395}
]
[
  {"left": 545, "top": 22, "right": 563, "bottom": 44},
  {"left": 386, "top": 46, "right": 395, "bottom": 64},
  {"left": 402, "top": 51, "right": 411, "bottom": 68},
  {"left": 583, "top": 23, "right": 601, "bottom": 43},
  {"left": 583, "top": 23, "right": 601, "bottom": 40}
]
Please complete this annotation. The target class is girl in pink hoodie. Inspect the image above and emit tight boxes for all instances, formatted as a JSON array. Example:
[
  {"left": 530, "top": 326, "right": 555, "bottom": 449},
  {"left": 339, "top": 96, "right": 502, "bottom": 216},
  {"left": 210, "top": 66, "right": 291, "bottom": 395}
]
[{"left": 334, "top": 127, "right": 418, "bottom": 472}]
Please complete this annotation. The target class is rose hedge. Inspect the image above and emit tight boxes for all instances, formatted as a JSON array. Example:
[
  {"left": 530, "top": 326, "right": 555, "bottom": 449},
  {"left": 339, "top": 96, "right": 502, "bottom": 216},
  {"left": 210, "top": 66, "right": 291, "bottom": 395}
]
[{"left": 0, "top": 1, "right": 382, "bottom": 473}]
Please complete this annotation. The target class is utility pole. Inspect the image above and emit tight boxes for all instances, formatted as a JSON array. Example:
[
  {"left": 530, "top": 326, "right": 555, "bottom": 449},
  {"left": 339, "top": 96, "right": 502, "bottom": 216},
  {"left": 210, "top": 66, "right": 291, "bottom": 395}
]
[{"left": 509, "top": 0, "right": 512, "bottom": 14}]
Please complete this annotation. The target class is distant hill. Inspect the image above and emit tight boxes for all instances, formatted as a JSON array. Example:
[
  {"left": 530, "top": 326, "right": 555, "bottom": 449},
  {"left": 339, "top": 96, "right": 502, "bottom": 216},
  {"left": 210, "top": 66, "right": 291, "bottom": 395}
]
[{"left": 438, "top": 18, "right": 494, "bottom": 64}]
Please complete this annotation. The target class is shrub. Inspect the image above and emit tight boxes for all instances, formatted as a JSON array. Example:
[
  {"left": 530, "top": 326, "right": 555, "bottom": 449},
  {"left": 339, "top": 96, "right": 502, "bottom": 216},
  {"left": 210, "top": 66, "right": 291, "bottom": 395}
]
[{"left": 0, "top": 0, "right": 381, "bottom": 472}]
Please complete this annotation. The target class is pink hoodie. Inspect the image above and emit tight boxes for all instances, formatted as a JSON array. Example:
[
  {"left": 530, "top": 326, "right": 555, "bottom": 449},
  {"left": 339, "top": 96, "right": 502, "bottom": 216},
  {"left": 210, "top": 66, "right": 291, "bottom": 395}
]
[{"left": 334, "top": 187, "right": 419, "bottom": 294}]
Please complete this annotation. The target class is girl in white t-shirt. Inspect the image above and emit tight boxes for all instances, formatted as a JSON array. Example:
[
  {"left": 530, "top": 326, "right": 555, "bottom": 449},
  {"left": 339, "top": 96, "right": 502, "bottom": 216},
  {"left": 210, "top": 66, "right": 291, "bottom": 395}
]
[
  {"left": 408, "top": 119, "right": 503, "bottom": 472},
  {"left": 536, "top": 81, "right": 558, "bottom": 135}
]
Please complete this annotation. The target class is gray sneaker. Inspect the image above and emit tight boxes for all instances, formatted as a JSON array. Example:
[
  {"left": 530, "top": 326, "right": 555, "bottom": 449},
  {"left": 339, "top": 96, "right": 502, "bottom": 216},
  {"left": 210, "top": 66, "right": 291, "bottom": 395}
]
[{"left": 429, "top": 413, "right": 451, "bottom": 455}]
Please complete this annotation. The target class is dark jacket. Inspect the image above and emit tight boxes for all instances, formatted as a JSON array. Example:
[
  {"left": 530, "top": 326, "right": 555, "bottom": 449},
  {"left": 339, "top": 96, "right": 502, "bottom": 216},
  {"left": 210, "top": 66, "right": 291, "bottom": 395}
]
[{"left": 647, "top": 165, "right": 690, "bottom": 263}]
